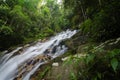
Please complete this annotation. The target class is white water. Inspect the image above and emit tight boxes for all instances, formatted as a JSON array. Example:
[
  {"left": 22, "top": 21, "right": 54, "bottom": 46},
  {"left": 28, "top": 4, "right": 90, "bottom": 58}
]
[{"left": 0, "top": 30, "right": 77, "bottom": 80}]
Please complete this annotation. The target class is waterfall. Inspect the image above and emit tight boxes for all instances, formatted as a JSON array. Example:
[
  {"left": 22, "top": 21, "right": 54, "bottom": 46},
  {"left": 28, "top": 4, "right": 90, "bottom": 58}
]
[{"left": 0, "top": 30, "right": 77, "bottom": 80}]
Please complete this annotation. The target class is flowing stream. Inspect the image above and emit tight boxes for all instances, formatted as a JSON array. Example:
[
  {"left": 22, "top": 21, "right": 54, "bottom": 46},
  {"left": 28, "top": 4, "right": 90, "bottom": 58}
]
[{"left": 0, "top": 30, "right": 77, "bottom": 80}]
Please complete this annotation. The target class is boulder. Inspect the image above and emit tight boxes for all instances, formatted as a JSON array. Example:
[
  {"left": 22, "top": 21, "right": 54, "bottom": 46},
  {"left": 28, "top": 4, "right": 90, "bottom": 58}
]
[{"left": 52, "top": 62, "right": 59, "bottom": 67}]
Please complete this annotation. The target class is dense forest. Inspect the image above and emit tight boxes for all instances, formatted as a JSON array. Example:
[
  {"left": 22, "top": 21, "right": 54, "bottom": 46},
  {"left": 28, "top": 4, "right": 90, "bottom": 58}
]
[
  {"left": 0, "top": 0, "right": 68, "bottom": 50},
  {"left": 0, "top": 0, "right": 120, "bottom": 80}
]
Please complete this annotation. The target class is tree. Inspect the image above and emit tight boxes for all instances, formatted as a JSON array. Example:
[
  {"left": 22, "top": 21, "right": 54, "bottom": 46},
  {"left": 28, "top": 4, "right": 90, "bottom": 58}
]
[{"left": 64, "top": 0, "right": 120, "bottom": 41}]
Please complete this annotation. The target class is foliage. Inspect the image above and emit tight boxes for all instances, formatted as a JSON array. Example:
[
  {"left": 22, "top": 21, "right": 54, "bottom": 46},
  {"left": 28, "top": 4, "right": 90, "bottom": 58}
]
[
  {"left": 78, "top": 45, "right": 120, "bottom": 80},
  {"left": 111, "top": 58, "right": 118, "bottom": 71},
  {"left": 81, "top": 18, "right": 92, "bottom": 34},
  {"left": 64, "top": 0, "right": 120, "bottom": 41},
  {"left": 36, "top": 66, "right": 51, "bottom": 79},
  {"left": 69, "top": 72, "right": 77, "bottom": 80},
  {"left": 0, "top": 25, "right": 13, "bottom": 35},
  {"left": 0, "top": 0, "right": 67, "bottom": 51}
]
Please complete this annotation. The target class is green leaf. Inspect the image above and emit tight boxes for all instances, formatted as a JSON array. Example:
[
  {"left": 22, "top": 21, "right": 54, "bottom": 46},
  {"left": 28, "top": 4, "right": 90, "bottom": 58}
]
[
  {"left": 109, "top": 49, "right": 120, "bottom": 58},
  {"left": 110, "top": 58, "right": 118, "bottom": 71},
  {"left": 86, "top": 54, "right": 95, "bottom": 64},
  {"left": 97, "top": 72, "right": 101, "bottom": 79},
  {"left": 0, "top": 25, "right": 13, "bottom": 35}
]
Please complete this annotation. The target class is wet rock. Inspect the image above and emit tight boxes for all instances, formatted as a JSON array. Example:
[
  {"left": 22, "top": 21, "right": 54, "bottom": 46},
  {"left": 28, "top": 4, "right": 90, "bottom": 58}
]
[
  {"left": 61, "top": 54, "right": 86, "bottom": 62},
  {"left": 52, "top": 62, "right": 59, "bottom": 67},
  {"left": 38, "top": 39, "right": 42, "bottom": 42},
  {"left": 1, "top": 50, "right": 8, "bottom": 54},
  {"left": 42, "top": 38, "right": 47, "bottom": 42},
  {"left": 74, "top": 54, "right": 86, "bottom": 58},
  {"left": 61, "top": 57, "right": 69, "bottom": 61},
  {"left": 24, "top": 44, "right": 30, "bottom": 48}
]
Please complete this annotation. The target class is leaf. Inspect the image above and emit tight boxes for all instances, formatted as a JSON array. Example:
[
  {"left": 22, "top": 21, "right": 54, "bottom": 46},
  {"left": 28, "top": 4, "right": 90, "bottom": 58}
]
[
  {"left": 110, "top": 58, "right": 118, "bottom": 71},
  {"left": 86, "top": 54, "right": 95, "bottom": 64},
  {"left": 97, "top": 72, "right": 101, "bottom": 79},
  {"left": 109, "top": 49, "right": 120, "bottom": 58}
]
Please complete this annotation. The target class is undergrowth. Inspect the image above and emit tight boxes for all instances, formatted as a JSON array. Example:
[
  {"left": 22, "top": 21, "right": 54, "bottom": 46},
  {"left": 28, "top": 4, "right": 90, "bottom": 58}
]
[{"left": 63, "top": 43, "right": 120, "bottom": 80}]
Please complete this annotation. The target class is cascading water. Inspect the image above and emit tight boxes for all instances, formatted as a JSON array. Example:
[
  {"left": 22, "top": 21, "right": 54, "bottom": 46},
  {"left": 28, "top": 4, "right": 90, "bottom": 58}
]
[{"left": 0, "top": 30, "right": 77, "bottom": 80}]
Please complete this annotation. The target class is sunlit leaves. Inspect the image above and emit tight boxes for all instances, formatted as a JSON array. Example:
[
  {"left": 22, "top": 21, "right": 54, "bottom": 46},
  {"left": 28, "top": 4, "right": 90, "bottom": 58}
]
[
  {"left": 0, "top": 0, "right": 66, "bottom": 51},
  {"left": 41, "top": 6, "right": 50, "bottom": 17},
  {"left": 0, "top": 5, "right": 10, "bottom": 21},
  {"left": 23, "top": 0, "right": 39, "bottom": 11},
  {"left": 10, "top": 5, "right": 29, "bottom": 22}
]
